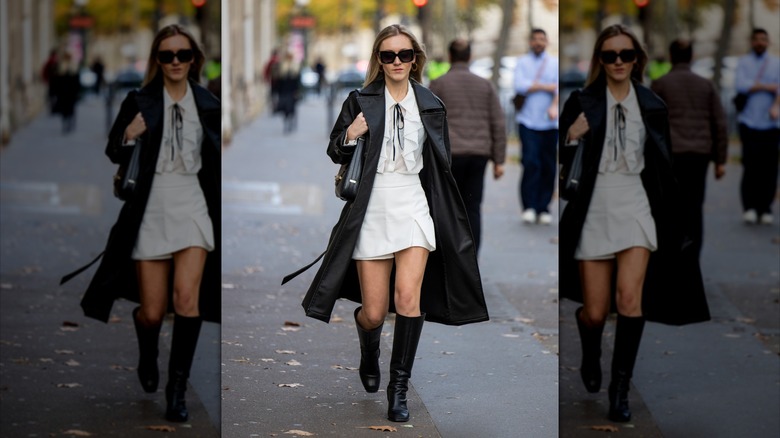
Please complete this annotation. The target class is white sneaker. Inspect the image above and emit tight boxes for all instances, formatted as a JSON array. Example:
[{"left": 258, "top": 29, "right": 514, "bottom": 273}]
[
  {"left": 759, "top": 213, "right": 774, "bottom": 225},
  {"left": 538, "top": 212, "right": 553, "bottom": 225},
  {"left": 522, "top": 209, "right": 537, "bottom": 224},
  {"left": 743, "top": 209, "right": 758, "bottom": 224}
]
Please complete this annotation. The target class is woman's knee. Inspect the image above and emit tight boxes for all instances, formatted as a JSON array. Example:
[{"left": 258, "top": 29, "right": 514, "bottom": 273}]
[
  {"left": 394, "top": 288, "right": 421, "bottom": 316},
  {"left": 581, "top": 305, "right": 608, "bottom": 327},
  {"left": 138, "top": 306, "right": 165, "bottom": 327},
  {"left": 615, "top": 288, "right": 642, "bottom": 316},
  {"left": 359, "top": 306, "right": 387, "bottom": 329},
  {"left": 172, "top": 286, "right": 199, "bottom": 316}
]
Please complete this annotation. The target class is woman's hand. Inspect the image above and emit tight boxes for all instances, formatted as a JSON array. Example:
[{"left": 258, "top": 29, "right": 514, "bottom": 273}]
[
  {"left": 124, "top": 112, "right": 147, "bottom": 142},
  {"left": 346, "top": 112, "right": 368, "bottom": 142},
  {"left": 567, "top": 112, "right": 589, "bottom": 142}
]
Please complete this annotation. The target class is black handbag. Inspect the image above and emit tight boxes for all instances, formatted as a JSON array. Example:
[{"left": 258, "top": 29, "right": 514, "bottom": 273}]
[
  {"left": 334, "top": 137, "right": 365, "bottom": 201},
  {"left": 560, "top": 138, "right": 584, "bottom": 201},
  {"left": 512, "top": 94, "right": 527, "bottom": 111},
  {"left": 732, "top": 92, "right": 748, "bottom": 112},
  {"left": 113, "top": 137, "right": 142, "bottom": 201}
]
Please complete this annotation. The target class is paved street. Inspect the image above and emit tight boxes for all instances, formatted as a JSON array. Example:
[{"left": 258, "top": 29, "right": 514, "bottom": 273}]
[
  {"left": 559, "top": 142, "right": 780, "bottom": 437},
  {"left": 220, "top": 94, "right": 560, "bottom": 437},
  {"left": 0, "top": 95, "right": 220, "bottom": 437}
]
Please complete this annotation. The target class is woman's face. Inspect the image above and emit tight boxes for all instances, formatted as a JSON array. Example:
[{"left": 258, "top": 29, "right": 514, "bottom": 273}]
[
  {"left": 157, "top": 34, "right": 193, "bottom": 84},
  {"left": 378, "top": 34, "right": 415, "bottom": 85},
  {"left": 599, "top": 34, "right": 636, "bottom": 84}
]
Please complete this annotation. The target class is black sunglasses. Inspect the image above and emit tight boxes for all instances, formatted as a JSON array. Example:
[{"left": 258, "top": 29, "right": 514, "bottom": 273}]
[
  {"left": 600, "top": 49, "right": 637, "bottom": 64},
  {"left": 157, "top": 49, "right": 194, "bottom": 64},
  {"left": 378, "top": 49, "right": 415, "bottom": 64}
]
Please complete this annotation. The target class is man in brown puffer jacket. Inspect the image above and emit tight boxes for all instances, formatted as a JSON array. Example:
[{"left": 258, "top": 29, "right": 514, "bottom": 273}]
[{"left": 651, "top": 39, "right": 728, "bottom": 258}]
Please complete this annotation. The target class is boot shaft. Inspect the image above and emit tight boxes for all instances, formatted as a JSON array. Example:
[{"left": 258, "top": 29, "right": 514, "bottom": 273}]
[{"left": 610, "top": 314, "right": 645, "bottom": 379}]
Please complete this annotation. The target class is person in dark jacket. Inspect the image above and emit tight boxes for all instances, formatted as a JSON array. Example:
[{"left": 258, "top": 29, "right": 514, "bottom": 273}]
[
  {"left": 274, "top": 50, "right": 301, "bottom": 133},
  {"left": 65, "top": 24, "right": 221, "bottom": 423},
  {"left": 559, "top": 24, "right": 709, "bottom": 423},
  {"left": 283, "top": 24, "right": 487, "bottom": 423},
  {"left": 52, "top": 51, "right": 81, "bottom": 133},
  {"left": 429, "top": 38, "right": 507, "bottom": 252},
  {"left": 651, "top": 39, "right": 728, "bottom": 258}
]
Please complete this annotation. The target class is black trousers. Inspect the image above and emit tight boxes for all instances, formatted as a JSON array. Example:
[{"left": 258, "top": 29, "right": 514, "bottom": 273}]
[
  {"left": 739, "top": 124, "right": 780, "bottom": 215},
  {"left": 672, "top": 153, "right": 711, "bottom": 258},
  {"left": 451, "top": 155, "right": 489, "bottom": 253}
]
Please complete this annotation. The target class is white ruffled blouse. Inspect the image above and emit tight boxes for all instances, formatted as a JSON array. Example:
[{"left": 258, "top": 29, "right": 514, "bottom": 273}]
[
  {"left": 156, "top": 82, "right": 203, "bottom": 174},
  {"left": 377, "top": 82, "right": 426, "bottom": 174},
  {"left": 599, "top": 83, "right": 645, "bottom": 174}
]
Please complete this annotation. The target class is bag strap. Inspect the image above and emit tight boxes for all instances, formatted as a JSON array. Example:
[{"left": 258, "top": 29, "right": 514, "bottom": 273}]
[{"left": 60, "top": 251, "right": 105, "bottom": 285}]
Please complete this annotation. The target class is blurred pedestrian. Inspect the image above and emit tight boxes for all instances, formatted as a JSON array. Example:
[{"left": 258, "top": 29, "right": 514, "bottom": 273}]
[
  {"left": 274, "top": 50, "right": 301, "bottom": 134},
  {"left": 429, "top": 38, "right": 507, "bottom": 252},
  {"left": 734, "top": 28, "right": 780, "bottom": 225},
  {"left": 68, "top": 24, "right": 221, "bottom": 423},
  {"left": 91, "top": 56, "right": 105, "bottom": 95},
  {"left": 314, "top": 56, "right": 327, "bottom": 96},
  {"left": 41, "top": 48, "right": 59, "bottom": 113},
  {"left": 651, "top": 39, "right": 728, "bottom": 258},
  {"left": 282, "top": 24, "right": 487, "bottom": 423},
  {"left": 514, "top": 28, "right": 559, "bottom": 225},
  {"left": 263, "top": 48, "right": 280, "bottom": 112},
  {"left": 52, "top": 51, "right": 81, "bottom": 133},
  {"left": 559, "top": 24, "right": 709, "bottom": 423}
]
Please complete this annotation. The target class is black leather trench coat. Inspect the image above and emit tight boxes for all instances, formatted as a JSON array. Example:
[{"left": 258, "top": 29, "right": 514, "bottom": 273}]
[
  {"left": 78, "top": 78, "right": 221, "bottom": 323},
  {"left": 559, "top": 78, "right": 709, "bottom": 326},
  {"left": 284, "top": 79, "right": 489, "bottom": 326}
]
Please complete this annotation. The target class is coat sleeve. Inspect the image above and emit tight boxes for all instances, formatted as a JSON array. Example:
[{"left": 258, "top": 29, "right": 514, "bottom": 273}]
[
  {"left": 559, "top": 89, "right": 582, "bottom": 167},
  {"left": 327, "top": 90, "right": 361, "bottom": 164},
  {"left": 105, "top": 90, "right": 140, "bottom": 165}
]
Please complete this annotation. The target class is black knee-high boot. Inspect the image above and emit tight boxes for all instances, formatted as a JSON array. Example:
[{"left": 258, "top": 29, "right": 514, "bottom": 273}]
[
  {"left": 133, "top": 307, "right": 162, "bottom": 393},
  {"left": 387, "top": 313, "right": 425, "bottom": 422},
  {"left": 608, "top": 314, "right": 645, "bottom": 422},
  {"left": 165, "top": 314, "right": 202, "bottom": 422},
  {"left": 354, "top": 307, "right": 382, "bottom": 393},
  {"left": 576, "top": 307, "right": 605, "bottom": 393}
]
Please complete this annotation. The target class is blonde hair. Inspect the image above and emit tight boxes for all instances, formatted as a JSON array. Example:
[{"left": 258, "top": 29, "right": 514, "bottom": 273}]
[
  {"left": 143, "top": 24, "right": 205, "bottom": 87},
  {"left": 585, "top": 24, "right": 648, "bottom": 87},
  {"left": 364, "top": 24, "right": 426, "bottom": 88}
]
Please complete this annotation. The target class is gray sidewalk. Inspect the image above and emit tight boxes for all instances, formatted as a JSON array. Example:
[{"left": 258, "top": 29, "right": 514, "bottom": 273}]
[
  {"left": 220, "top": 95, "right": 559, "bottom": 437},
  {"left": 559, "top": 143, "right": 780, "bottom": 437},
  {"left": 0, "top": 95, "right": 220, "bottom": 437}
]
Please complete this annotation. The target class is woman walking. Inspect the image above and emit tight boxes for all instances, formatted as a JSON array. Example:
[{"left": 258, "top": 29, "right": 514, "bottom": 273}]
[
  {"left": 283, "top": 24, "right": 488, "bottom": 422},
  {"left": 559, "top": 24, "right": 709, "bottom": 422},
  {"left": 71, "top": 24, "right": 221, "bottom": 422}
]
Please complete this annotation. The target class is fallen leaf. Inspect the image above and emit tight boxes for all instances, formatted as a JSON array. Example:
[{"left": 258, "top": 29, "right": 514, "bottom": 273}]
[
  {"left": 60, "top": 326, "right": 79, "bottom": 332},
  {"left": 55, "top": 349, "right": 75, "bottom": 355},
  {"left": 286, "top": 360, "right": 302, "bottom": 366},
  {"left": 57, "top": 383, "right": 82, "bottom": 388},
  {"left": 723, "top": 333, "right": 741, "bottom": 338},
  {"left": 261, "top": 358, "right": 275, "bottom": 363},
  {"left": 145, "top": 425, "right": 176, "bottom": 432},
  {"left": 109, "top": 316, "right": 122, "bottom": 323},
  {"left": 222, "top": 283, "right": 236, "bottom": 289},
  {"left": 441, "top": 351, "right": 455, "bottom": 355},
  {"left": 39, "top": 358, "right": 54, "bottom": 363},
  {"left": 283, "top": 430, "right": 314, "bottom": 436},
  {"left": 230, "top": 357, "right": 251, "bottom": 363},
  {"left": 61, "top": 429, "right": 92, "bottom": 436},
  {"left": 12, "top": 357, "right": 31, "bottom": 364},
  {"left": 278, "top": 383, "right": 303, "bottom": 388},
  {"left": 367, "top": 425, "right": 397, "bottom": 432},
  {"left": 502, "top": 334, "right": 520, "bottom": 338},
  {"left": 588, "top": 424, "right": 619, "bottom": 432},
  {"left": 331, "top": 316, "right": 344, "bottom": 323},
  {"left": 284, "top": 321, "right": 301, "bottom": 327},
  {"left": 281, "top": 327, "right": 300, "bottom": 332},
  {"left": 332, "top": 365, "right": 358, "bottom": 371},
  {"left": 517, "top": 317, "right": 535, "bottom": 324},
  {"left": 276, "top": 350, "right": 296, "bottom": 354},
  {"left": 736, "top": 317, "right": 756, "bottom": 324},
  {"left": 110, "top": 364, "right": 133, "bottom": 371},
  {"left": 65, "top": 359, "right": 81, "bottom": 367},
  {"left": 62, "top": 321, "right": 79, "bottom": 327}
]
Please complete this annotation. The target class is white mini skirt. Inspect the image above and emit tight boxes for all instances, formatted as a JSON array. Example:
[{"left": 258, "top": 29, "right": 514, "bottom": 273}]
[
  {"left": 353, "top": 172, "right": 436, "bottom": 260},
  {"left": 132, "top": 172, "right": 214, "bottom": 261},
  {"left": 575, "top": 172, "right": 657, "bottom": 260}
]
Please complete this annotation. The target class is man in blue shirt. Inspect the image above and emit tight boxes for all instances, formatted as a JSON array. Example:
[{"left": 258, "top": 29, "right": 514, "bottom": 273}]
[
  {"left": 735, "top": 28, "right": 780, "bottom": 225},
  {"left": 514, "top": 29, "right": 559, "bottom": 225}
]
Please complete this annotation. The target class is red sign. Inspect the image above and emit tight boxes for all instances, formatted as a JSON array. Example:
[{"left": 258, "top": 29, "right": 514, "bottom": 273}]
[
  {"left": 290, "top": 15, "right": 316, "bottom": 28},
  {"left": 69, "top": 16, "right": 94, "bottom": 28}
]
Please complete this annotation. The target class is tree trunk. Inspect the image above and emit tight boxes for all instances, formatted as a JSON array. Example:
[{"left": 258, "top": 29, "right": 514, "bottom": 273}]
[
  {"left": 713, "top": 0, "right": 738, "bottom": 94},
  {"left": 492, "top": 0, "right": 516, "bottom": 87}
]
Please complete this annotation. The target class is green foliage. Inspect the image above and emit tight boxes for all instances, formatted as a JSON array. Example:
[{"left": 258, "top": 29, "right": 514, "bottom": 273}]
[{"left": 54, "top": 0, "right": 206, "bottom": 36}]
